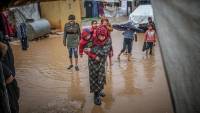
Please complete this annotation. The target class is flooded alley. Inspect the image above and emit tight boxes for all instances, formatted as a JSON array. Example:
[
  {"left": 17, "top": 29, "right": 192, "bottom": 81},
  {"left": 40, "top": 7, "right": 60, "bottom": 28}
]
[
  {"left": 12, "top": 27, "right": 173, "bottom": 113},
  {"left": 1, "top": 0, "right": 200, "bottom": 113}
]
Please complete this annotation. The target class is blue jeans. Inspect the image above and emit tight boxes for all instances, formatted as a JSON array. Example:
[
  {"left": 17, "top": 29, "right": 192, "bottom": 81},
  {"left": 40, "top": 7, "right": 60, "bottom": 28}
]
[{"left": 68, "top": 48, "right": 78, "bottom": 58}]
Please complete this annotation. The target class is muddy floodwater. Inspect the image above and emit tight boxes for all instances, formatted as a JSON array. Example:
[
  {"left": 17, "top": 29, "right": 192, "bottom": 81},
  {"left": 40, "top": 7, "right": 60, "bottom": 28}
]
[{"left": 12, "top": 28, "right": 173, "bottom": 113}]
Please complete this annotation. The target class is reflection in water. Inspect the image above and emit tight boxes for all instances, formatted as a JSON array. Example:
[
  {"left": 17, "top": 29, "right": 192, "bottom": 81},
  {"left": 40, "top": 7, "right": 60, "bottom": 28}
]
[
  {"left": 91, "top": 106, "right": 105, "bottom": 113},
  {"left": 120, "top": 62, "right": 142, "bottom": 96},
  {"left": 143, "top": 55, "right": 156, "bottom": 82},
  {"left": 68, "top": 73, "right": 86, "bottom": 110},
  {"left": 103, "top": 72, "right": 114, "bottom": 109}
]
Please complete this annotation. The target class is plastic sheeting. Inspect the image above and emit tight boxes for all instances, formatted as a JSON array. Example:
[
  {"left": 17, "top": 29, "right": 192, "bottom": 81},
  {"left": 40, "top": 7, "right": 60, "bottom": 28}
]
[
  {"left": 10, "top": 3, "right": 51, "bottom": 40},
  {"left": 104, "top": 7, "right": 127, "bottom": 17},
  {"left": 129, "top": 5, "right": 154, "bottom": 26},
  {"left": 10, "top": 3, "right": 40, "bottom": 24},
  {"left": 27, "top": 19, "right": 50, "bottom": 40}
]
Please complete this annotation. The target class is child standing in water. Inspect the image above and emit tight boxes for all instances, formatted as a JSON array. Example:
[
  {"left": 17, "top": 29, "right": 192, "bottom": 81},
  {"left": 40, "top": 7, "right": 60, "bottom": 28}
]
[
  {"left": 143, "top": 24, "right": 157, "bottom": 55},
  {"left": 101, "top": 17, "right": 113, "bottom": 66},
  {"left": 117, "top": 27, "right": 137, "bottom": 61},
  {"left": 84, "top": 26, "right": 111, "bottom": 105}
]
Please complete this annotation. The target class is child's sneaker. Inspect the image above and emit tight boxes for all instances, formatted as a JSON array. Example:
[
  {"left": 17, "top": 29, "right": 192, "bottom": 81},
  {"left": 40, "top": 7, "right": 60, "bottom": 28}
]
[
  {"left": 128, "top": 54, "right": 131, "bottom": 61},
  {"left": 67, "top": 65, "right": 73, "bottom": 69},
  {"left": 75, "top": 66, "right": 79, "bottom": 71}
]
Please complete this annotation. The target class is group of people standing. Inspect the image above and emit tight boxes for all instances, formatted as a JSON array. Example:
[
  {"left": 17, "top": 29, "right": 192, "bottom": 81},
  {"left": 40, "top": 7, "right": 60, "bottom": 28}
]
[{"left": 63, "top": 15, "right": 157, "bottom": 105}]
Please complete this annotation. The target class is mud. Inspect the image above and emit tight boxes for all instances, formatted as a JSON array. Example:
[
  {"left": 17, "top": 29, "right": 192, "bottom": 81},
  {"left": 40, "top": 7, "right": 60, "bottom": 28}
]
[{"left": 12, "top": 27, "right": 173, "bottom": 113}]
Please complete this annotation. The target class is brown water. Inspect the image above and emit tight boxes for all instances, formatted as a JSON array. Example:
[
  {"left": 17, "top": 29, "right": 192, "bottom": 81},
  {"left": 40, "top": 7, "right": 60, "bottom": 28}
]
[{"left": 12, "top": 29, "right": 173, "bottom": 113}]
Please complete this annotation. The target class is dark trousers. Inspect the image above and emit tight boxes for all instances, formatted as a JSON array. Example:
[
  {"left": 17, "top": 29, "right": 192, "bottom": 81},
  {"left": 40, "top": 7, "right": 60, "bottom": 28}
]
[
  {"left": 146, "top": 42, "right": 154, "bottom": 54},
  {"left": 7, "top": 79, "right": 20, "bottom": 113},
  {"left": 21, "top": 37, "right": 28, "bottom": 50},
  {"left": 142, "top": 42, "right": 154, "bottom": 53},
  {"left": 121, "top": 38, "right": 133, "bottom": 54}
]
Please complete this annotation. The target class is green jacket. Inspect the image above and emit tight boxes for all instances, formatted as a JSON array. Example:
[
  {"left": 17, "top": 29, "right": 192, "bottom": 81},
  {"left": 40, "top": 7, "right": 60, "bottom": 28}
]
[{"left": 63, "top": 22, "right": 80, "bottom": 48}]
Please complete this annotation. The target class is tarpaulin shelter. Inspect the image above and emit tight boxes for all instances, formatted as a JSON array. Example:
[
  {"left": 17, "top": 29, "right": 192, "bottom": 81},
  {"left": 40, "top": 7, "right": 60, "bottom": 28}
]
[{"left": 129, "top": 4, "right": 153, "bottom": 26}]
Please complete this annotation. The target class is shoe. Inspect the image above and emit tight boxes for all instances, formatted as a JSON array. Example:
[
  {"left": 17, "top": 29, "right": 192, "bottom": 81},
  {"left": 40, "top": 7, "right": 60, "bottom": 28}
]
[
  {"left": 67, "top": 65, "right": 73, "bottom": 69},
  {"left": 149, "top": 50, "right": 153, "bottom": 55},
  {"left": 99, "top": 91, "right": 106, "bottom": 97},
  {"left": 146, "top": 50, "right": 148, "bottom": 56},
  {"left": 75, "top": 66, "right": 79, "bottom": 71},
  {"left": 117, "top": 55, "right": 120, "bottom": 60},
  {"left": 128, "top": 54, "right": 131, "bottom": 61},
  {"left": 94, "top": 92, "right": 102, "bottom": 105}
]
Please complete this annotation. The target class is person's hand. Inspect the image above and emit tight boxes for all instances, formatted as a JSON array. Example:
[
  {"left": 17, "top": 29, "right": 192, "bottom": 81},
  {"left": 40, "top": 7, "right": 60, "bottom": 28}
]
[
  {"left": 84, "top": 48, "right": 91, "bottom": 52},
  {"left": 6, "top": 75, "right": 14, "bottom": 85},
  {"left": 153, "top": 42, "right": 156, "bottom": 46},
  {"left": 95, "top": 56, "right": 100, "bottom": 61}
]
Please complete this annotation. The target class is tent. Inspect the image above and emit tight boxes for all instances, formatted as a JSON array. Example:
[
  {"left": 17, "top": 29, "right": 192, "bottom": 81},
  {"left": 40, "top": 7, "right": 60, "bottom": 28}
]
[{"left": 129, "top": 4, "right": 154, "bottom": 26}]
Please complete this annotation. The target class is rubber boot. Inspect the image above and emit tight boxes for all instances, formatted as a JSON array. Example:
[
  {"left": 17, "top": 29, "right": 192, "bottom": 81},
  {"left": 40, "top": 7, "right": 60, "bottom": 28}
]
[
  {"left": 94, "top": 92, "right": 101, "bottom": 105},
  {"left": 99, "top": 90, "right": 106, "bottom": 97}
]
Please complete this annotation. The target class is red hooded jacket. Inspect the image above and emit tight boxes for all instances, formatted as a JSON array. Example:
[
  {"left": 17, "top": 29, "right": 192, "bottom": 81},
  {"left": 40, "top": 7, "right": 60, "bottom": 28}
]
[{"left": 79, "top": 30, "right": 97, "bottom": 59}]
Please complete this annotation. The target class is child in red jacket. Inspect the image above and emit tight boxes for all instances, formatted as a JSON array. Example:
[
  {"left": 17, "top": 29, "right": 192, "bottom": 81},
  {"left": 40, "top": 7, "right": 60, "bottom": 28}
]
[
  {"left": 79, "top": 29, "right": 96, "bottom": 59},
  {"left": 143, "top": 24, "right": 157, "bottom": 55}
]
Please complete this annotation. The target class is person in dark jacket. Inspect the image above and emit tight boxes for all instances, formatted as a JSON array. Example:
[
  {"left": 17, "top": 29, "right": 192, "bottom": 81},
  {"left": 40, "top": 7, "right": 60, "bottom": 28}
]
[
  {"left": 0, "top": 42, "right": 11, "bottom": 113},
  {"left": 112, "top": 22, "right": 142, "bottom": 61},
  {"left": 63, "top": 15, "right": 81, "bottom": 71},
  {"left": 0, "top": 33, "right": 19, "bottom": 113}
]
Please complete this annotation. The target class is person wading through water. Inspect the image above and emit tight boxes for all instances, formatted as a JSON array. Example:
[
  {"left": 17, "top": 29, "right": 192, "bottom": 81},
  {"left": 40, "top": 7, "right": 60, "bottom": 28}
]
[
  {"left": 63, "top": 14, "right": 81, "bottom": 71},
  {"left": 84, "top": 26, "right": 111, "bottom": 105}
]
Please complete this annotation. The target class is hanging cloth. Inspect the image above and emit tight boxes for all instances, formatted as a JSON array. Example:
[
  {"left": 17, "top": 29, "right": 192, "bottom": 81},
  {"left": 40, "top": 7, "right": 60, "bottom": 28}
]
[
  {"left": 84, "top": 1, "right": 93, "bottom": 18},
  {"left": 92, "top": 1, "right": 99, "bottom": 17}
]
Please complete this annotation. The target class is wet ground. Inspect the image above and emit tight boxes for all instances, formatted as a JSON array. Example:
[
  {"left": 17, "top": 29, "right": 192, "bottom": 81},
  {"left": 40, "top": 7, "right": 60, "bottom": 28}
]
[{"left": 11, "top": 23, "right": 173, "bottom": 113}]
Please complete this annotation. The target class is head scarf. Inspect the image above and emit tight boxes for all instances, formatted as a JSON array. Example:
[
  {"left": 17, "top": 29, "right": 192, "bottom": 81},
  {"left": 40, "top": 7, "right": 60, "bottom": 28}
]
[{"left": 93, "top": 25, "right": 109, "bottom": 46}]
